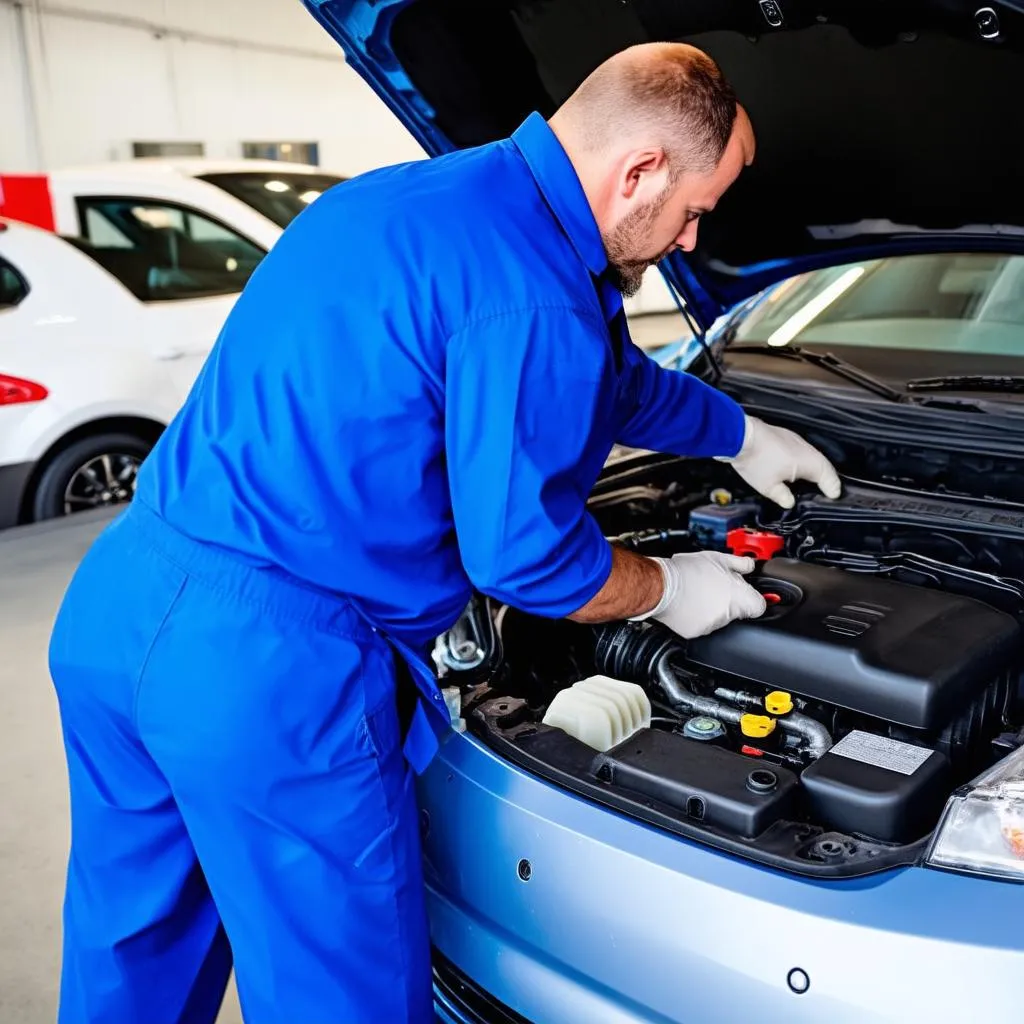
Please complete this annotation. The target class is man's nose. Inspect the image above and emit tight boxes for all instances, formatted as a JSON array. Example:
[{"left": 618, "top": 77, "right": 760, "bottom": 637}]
[{"left": 676, "top": 221, "right": 699, "bottom": 253}]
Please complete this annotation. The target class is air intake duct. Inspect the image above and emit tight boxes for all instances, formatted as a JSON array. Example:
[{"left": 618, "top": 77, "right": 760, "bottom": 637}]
[{"left": 593, "top": 620, "right": 681, "bottom": 684}]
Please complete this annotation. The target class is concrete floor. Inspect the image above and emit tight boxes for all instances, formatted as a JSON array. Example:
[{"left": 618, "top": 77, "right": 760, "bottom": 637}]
[
  {"left": 0, "top": 510, "right": 243, "bottom": 1023},
  {"left": 0, "top": 309, "right": 683, "bottom": 1022}
]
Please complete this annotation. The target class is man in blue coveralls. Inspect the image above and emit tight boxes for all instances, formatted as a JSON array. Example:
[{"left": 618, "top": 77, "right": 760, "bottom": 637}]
[{"left": 49, "top": 43, "right": 840, "bottom": 1024}]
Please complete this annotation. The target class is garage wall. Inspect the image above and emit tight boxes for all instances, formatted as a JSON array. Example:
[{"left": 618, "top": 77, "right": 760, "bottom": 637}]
[{"left": 0, "top": 0, "right": 424, "bottom": 176}]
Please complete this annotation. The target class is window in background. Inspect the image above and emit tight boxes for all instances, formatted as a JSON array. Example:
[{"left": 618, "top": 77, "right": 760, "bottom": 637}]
[
  {"left": 132, "top": 142, "right": 206, "bottom": 158},
  {"left": 199, "top": 171, "right": 346, "bottom": 229},
  {"left": 0, "top": 259, "right": 28, "bottom": 308},
  {"left": 242, "top": 141, "right": 320, "bottom": 166},
  {"left": 73, "top": 197, "right": 265, "bottom": 301}
]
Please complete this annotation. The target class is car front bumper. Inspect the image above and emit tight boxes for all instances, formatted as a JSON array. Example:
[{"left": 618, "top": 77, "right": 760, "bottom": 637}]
[
  {"left": 419, "top": 730, "right": 1024, "bottom": 1024},
  {"left": 434, "top": 951, "right": 531, "bottom": 1024}
]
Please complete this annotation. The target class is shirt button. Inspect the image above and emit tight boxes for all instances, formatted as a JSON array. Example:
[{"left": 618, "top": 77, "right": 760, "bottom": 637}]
[{"left": 432, "top": 693, "right": 443, "bottom": 702}]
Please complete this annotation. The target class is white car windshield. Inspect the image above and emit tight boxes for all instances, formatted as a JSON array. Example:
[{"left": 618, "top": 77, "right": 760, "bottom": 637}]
[{"left": 200, "top": 171, "right": 346, "bottom": 228}]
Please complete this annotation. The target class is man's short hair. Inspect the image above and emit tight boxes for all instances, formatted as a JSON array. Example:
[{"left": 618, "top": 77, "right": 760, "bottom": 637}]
[{"left": 565, "top": 44, "right": 738, "bottom": 176}]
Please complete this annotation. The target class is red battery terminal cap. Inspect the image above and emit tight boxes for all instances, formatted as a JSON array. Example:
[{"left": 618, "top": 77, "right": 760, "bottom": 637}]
[{"left": 726, "top": 527, "right": 785, "bottom": 561}]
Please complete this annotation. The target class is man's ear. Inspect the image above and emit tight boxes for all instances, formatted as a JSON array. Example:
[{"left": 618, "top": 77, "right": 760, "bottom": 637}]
[{"left": 620, "top": 148, "right": 668, "bottom": 199}]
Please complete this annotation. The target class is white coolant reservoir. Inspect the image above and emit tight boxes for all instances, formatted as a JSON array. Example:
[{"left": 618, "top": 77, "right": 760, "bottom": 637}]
[{"left": 542, "top": 675, "right": 652, "bottom": 751}]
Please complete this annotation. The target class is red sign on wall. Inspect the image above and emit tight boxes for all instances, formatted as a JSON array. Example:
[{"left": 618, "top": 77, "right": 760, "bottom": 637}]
[{"left": 0, "top": 175, "right": 55, "bottom": 231}]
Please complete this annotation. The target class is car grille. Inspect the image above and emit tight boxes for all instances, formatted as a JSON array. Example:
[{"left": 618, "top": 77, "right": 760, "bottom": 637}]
[{"left": 433, "top": 950, "right": 533, "bottom": 1024}]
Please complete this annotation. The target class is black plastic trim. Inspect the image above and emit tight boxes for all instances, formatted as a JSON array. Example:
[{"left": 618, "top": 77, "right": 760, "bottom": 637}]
[
  {"left": 433, "top": 949, "right": 533, "bottom": 1024},
  {"left": 0, "top": 461, "right": 34, "bottom": 529}
]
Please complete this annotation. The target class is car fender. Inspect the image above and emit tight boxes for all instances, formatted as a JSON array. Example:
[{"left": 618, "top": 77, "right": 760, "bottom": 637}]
[{"left": 7, "top": 394, "right": 175, "bottom": 467}]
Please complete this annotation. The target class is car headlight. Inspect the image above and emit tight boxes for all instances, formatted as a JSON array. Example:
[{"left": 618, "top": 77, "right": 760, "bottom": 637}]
[{"left": 926, "top": 743, "right": 1024, "bottom": 882}]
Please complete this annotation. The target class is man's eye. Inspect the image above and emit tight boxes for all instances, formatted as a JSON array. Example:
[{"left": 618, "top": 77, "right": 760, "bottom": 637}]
[{"left": 687, "top": 211, "right": 702, "bottom": 225}]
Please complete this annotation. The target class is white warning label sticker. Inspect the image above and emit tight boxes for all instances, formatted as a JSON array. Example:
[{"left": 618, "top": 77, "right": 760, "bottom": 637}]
[{"left": 828, "top": 731, "right": 933, "bottom": 776}]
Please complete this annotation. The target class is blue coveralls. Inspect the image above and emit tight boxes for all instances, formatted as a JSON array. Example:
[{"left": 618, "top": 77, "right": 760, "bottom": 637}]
[{"left": 49, "top": 112, "right": 745, "bottom": 1023}]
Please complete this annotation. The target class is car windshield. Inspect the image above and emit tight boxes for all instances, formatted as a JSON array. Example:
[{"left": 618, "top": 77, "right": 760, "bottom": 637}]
[
  {"left": 729, "top": 253, "right": 1024, "bottom": 357},
  {"left": 198, "top": 171, "right": 346, "bottom": 228}
]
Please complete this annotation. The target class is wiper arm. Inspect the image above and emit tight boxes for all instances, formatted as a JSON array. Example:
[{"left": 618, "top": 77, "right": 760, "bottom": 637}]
[
  {"left": 728, "top": 344, "right": 906, "bottom": 402},
  {"left": 907, "top": 375, "right": 1024, "bottom": 394}
]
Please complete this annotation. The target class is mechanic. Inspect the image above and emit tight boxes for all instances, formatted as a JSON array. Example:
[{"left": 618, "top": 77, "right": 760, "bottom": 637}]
[{"left": 49, "top": 42, "right": 840, "bottom": 1024}]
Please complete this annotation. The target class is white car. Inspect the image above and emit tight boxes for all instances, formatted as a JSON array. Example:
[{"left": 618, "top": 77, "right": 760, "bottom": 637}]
[
  {"left": 0, "top": 217, "right": 256, "bottom": 527},
  {"left": 0, "top": 161, "right": 349, "bottom": 527},
  {"left": 45, "top": 158, "right": 346, "bottom": 254}
]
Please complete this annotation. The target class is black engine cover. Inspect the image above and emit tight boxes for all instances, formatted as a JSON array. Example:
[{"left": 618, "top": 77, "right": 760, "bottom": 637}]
[{"left": 686, "top": 559, "right": 1020, "bottom": 730}]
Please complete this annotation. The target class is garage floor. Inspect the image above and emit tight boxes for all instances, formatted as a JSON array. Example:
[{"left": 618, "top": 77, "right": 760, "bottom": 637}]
[
  {"left": 0, "top": 511, "right": 243, "bottom": 1024},
  {"left": 0, "top": 312, "right": 682, "bottom": 1022}
]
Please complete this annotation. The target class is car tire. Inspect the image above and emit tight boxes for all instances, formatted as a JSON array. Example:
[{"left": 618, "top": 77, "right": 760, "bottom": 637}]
[{"left": 31, "top": 433, "right": 153, "bottom": 522}]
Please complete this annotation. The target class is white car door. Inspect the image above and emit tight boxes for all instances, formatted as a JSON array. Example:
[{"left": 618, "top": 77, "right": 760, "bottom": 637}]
[
  {"left": 75, "top": 196, "right": 266, "bottom": 401},
  {"left": 140, "top": 294, "right": 236, "bottom": 400}
]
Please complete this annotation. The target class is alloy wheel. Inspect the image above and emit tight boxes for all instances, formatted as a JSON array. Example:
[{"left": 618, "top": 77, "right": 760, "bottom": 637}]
[{"left": 62, "top": 452, "right": 141, "bottom": 514}]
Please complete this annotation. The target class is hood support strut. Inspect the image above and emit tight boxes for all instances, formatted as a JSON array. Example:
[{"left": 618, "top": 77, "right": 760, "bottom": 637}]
[{"left": 662, "top": 268, "right": 722, "bottom": 384}]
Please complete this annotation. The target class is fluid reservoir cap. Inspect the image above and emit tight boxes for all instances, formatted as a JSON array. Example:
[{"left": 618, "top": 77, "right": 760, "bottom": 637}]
[
  {"left": 683, "top": 716, "right": 726, "bottom": 741},
  {"left": 765, "top": 690, "right": 794, "bottom": 715},
  {"left": 740, "top": 713, "right": 777, "bottom": 739},
  {"left": 726, "top": 527, "right": 785, "bottom": 560},
  {"left": 710, "top": 488, "right": 733, "bottom": 506},
  {"left": 747, "top": 769, "right": 779, "bottom": 793}
]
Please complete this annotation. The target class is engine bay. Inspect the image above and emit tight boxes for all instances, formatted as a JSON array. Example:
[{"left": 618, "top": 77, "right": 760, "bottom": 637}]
[{"left": 435, "top": 440, "right": 1024, "bottom": 876}]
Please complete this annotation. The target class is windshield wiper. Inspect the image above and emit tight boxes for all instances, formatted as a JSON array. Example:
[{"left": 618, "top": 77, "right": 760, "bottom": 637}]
[
  {"left": 728, "top": 344, "right": 906, "bottom": 402},
  {"left": 907, "top": 375, "right": 1024, "bottom": 394}
]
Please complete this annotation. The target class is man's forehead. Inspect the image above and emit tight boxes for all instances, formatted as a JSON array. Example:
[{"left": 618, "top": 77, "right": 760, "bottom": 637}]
[{"left": 736, "top": 105, "right": 756, "bottom": 165}]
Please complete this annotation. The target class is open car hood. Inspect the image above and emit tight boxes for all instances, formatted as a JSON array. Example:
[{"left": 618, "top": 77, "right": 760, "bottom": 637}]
[{"left": 303, "top": 0, "right": 1024, "bottom": 328}]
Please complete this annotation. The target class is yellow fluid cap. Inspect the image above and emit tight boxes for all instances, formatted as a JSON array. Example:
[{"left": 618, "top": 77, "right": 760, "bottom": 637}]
[
  {"left": 710, "top": 488, "right": 733, "bottom": 506},
  {"left": 765, "top": 691, "right": 794, "bottom": 715},
  {"left": 740, "top": 714, "right": 777, "bottom": 739}
]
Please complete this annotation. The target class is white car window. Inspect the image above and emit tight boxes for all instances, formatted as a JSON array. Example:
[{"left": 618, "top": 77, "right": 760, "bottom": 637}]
[
  {"left": 199, "top": 172, "right": 346, "bottom": 228},
  {"left": 0, "top": 258, "right": 28, "bottom": 308},
  {"left": 185, "top": 212, "right": 240, "bottom": 244},
  {"left": 83, "top": 208, "right": 133, "bottom": 249},
  {"left": 75, "top": 197, "right": 266, "bottom": 302}
]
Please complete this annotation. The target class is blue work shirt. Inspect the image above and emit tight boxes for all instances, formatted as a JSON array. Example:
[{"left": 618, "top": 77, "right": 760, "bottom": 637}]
[{"left": 137, "top": 112, "right": 745, "bottom": 768}]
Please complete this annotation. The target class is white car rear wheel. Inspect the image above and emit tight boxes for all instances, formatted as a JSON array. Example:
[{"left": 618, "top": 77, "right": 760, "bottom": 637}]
[{"left": 32, "top": 433, "right": 153, "bottom": 522}]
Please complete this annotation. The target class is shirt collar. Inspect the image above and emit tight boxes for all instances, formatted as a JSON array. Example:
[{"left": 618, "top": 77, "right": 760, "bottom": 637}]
[{"left": 511, "top": 112, "right": 609, "bottom": 279}]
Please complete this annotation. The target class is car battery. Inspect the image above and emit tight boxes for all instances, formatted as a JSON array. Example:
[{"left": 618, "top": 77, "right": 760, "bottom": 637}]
[
  {"left": 688, "top": 502, "right": 758, "bottom": 550},
  {"left": 800, "top": 731, "right": 950, "bottom": 843}
]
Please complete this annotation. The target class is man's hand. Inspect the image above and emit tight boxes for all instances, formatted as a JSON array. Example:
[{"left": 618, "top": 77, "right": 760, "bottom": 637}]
[
  {"left": 634, "top": 551, "right": 766, "bottom": 638},
  {"left": 568, "top": 548, "right": 765, "bottom": 635},
  {"left": 718, "top": 415, "right": 842, "bottom": 510}
]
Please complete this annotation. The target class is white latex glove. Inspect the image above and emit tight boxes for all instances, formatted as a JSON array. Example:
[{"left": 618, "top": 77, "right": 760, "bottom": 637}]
[
  {"left": 633, "top": 552, "right": 767, "bottom": 639},
  {"left": 717, "top": 414, "right": 842, "bottom": 510}
]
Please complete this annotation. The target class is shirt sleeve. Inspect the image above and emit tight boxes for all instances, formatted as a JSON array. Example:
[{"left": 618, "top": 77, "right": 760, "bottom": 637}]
[
  {"left": 445, "top": 308, "right": 614, "bottom": 618},
  {"left": 615, "top": 335, "right": 746, "bottom": 457}
]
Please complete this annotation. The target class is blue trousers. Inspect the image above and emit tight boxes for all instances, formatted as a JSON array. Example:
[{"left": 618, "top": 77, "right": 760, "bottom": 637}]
[{"left": 49, "top": 502, "right": 433, "bottom": 1023}]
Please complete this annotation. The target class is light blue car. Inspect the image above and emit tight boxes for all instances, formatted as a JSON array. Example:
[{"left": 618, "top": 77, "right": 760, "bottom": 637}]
[{"left": 304, "top": 3, "right": 1024, "bottom": 1019}]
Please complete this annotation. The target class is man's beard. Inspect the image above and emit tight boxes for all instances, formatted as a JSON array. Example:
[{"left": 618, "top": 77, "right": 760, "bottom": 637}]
[{"left": 602, "top": 193, "right": 671, "bottom": 298}]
